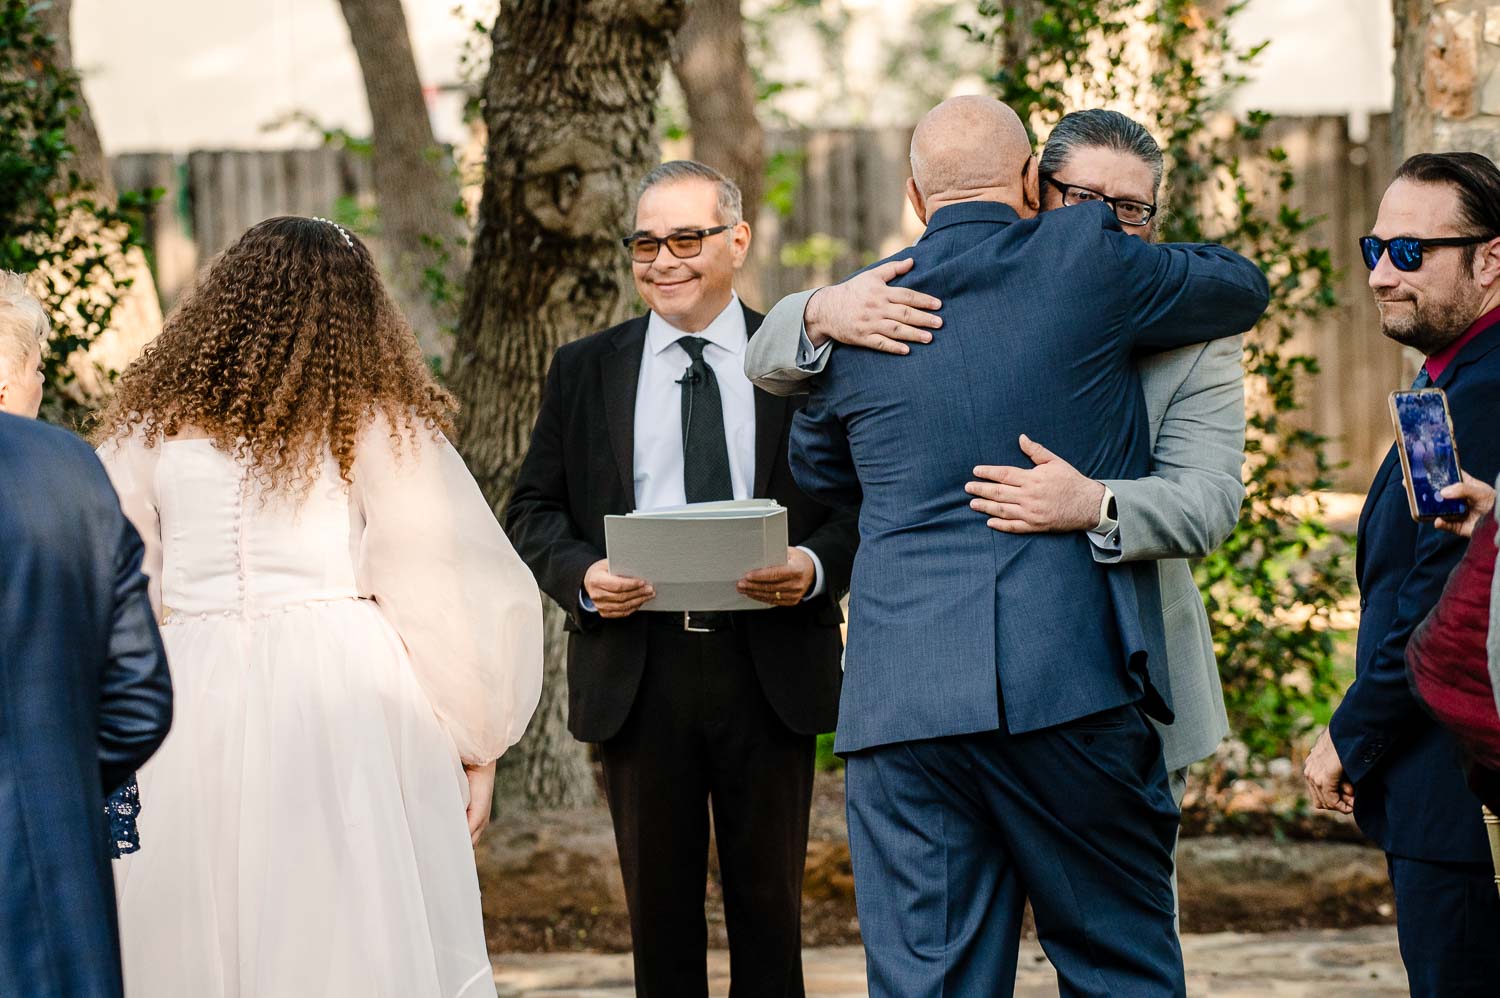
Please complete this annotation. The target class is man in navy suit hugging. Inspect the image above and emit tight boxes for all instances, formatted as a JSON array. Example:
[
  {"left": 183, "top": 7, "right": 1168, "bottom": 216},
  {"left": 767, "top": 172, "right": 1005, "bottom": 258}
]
[{"left": 787, "top": 96, "right": 1268, "bottom": 997}]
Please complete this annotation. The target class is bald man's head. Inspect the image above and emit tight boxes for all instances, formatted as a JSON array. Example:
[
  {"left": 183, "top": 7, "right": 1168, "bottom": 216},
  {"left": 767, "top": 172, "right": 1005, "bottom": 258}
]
[{"left": 906, "top": 96, "right": 1038, "bottom": 221}]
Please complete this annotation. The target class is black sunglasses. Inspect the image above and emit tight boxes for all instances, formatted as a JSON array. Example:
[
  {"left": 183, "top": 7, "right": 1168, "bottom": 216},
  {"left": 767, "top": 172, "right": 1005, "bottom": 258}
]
[
  {"left": 1043, "top": 177, "right": 1157, "bottom": 226},
  {"left": 1359, "top": 234, "right": 1492, "bottom": 272},
  {"left": 622, "top": 225, "right": 732, "bottom": 264}
]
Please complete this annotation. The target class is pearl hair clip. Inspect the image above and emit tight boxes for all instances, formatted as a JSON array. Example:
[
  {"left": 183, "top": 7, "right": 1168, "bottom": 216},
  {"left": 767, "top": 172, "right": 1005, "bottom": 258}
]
[{"left": 312, "top": 216, "right": 355, "bottom": 249}]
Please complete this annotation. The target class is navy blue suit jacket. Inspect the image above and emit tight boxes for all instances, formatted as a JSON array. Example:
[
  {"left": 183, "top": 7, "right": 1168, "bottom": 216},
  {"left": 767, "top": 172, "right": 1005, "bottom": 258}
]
[
  {"left": 0, "top": 414, "right": 172, "bottom": 998},
  {"left": 790, "top": 201, "right": 1269, "bottom": 754},
  {"left": 1330, "top": 322, "right": 1500, "bottom": 862}
]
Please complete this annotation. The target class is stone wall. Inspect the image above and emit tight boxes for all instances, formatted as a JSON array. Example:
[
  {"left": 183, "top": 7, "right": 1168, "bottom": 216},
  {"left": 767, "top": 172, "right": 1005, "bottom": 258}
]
[{"left": 1394, "top": 1, "right": 1500, "bottom": 159}]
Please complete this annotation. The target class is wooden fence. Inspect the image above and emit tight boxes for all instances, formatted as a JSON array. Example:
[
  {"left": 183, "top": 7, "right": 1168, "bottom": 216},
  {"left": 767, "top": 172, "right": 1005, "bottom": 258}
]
[{"left": 109, "top": 115, "right": 1404, "bottom": 489}]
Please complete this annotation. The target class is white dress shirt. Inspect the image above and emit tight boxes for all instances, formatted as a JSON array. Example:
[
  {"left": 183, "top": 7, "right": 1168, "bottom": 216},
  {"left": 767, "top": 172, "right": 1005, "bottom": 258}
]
[
  {"left": 582, "top": 295, "right": 823, "bottom": 610},
  {"left": 634, "top": 296, "right": 757, "bottom": 510}
]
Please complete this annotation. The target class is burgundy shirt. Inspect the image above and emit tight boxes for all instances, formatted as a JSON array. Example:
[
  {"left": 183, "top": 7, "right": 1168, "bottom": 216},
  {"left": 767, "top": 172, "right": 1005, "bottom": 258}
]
[
  {"left": 1407, "top": 510, "right": 1500, "bottom": 809},
  {"left": 1425, "top": 303, "right": 1500, "bottom": 381}
]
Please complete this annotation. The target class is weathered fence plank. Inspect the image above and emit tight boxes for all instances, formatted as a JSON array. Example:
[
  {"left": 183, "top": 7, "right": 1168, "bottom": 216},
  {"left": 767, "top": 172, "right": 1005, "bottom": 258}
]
[{"left": 107, "top": 115, "right": 1402, "bottom": 487}]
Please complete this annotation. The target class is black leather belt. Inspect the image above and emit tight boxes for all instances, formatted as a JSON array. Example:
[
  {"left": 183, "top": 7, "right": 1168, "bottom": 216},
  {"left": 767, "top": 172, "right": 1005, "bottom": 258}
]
[{"left": 648, "top": 610, "right": 735, "bottom": 633}]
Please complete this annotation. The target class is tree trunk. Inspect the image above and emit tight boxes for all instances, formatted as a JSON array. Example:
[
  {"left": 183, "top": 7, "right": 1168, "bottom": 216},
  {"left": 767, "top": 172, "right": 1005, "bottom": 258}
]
[
  {"left": 337, "top": 0, "right": 468, "bottom": 362},
  {"left": 451, "top": 0, "right": 689, "bottom": 811},
  {"left": 996, "top": 0, "right": 1045, "bottom": 82},
  {"left": 672, "top": 0, "right": 764, "bottom": 305},
  {"left": 36, "top": 0, "right": 163, "bottom": 396},
  {"left": 1392, "top": 0, "right": 1435, "bottom": 160}
]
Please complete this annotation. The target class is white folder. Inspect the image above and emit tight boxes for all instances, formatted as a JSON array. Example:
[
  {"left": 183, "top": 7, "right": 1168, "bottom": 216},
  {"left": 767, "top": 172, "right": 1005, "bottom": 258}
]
[{"left": 604, "top": 499, "right": 789, "bottom": 612}]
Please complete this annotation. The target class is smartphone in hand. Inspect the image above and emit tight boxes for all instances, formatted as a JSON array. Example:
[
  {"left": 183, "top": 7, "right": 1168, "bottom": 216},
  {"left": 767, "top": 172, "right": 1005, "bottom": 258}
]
[{"left": 1389, "top": 388, "right": 1467, "bottom": 522}]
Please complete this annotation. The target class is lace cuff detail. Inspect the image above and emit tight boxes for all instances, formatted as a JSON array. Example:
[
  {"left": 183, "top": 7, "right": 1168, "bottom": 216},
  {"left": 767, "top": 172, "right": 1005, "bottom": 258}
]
[{"left": 106, "top": 776, "right": 142, "bottom": 859}]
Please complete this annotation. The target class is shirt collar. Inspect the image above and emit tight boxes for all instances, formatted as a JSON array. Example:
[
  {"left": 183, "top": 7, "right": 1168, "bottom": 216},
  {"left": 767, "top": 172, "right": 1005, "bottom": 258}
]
[
  {"left": 1425, "top": 302, "right": 1500, "bottom": 381},
  {"left": 646, "top": 293, "right": 746, "bottom": 357}
]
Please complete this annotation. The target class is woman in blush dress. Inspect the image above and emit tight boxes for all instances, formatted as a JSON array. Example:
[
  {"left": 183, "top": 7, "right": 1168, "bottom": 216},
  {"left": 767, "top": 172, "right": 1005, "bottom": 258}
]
[{"left": 93, "top": 216, "right": 543, "bottom": 998}]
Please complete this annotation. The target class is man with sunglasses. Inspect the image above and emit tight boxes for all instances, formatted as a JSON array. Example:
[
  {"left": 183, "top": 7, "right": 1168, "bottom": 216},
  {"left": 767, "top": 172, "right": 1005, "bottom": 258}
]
[
  {"left": 1300, "top": 151, "right": 1500, "bottom": 996},
  {"left": 504, "top": 160, "right": 858, "bottom": 997}
]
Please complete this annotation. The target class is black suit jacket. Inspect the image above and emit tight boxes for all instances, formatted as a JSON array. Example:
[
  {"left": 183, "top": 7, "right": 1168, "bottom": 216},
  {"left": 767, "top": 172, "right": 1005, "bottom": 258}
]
[
  {"left": 1329, "top": 321, "right": 1500, "bottom": 862},
  {"left": 505, "top": 304, "right": 859, "bottom": 743},
  {"left": 0, "top": 414, "right": 173, "bottom": 998}
]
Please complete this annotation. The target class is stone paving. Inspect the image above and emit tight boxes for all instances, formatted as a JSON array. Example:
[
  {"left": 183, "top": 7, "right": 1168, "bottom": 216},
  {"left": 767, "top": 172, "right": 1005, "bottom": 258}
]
[{"left": 492, "top": 925, "right": 1407, "bottom": 997}]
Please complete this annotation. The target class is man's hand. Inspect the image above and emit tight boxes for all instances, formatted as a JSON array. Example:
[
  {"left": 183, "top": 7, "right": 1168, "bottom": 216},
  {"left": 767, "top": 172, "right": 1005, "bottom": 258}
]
[
  {"left": 737, "top": 547, "right": 816, "bottom": 606},
  {"left": 464, "top": 760, "right": 497, "bottom": 846},
  {"left": 1303, "top": 728, "right": 1354, "bottom": 814},
  {"left": 966, "top": 435, "right": 1106, "bottom": 534},
  {"left": 803, "top": 258, "right": 942, "bottom": 353},
  {"left": 1435, "top": 470, "right": 1496, "bottom": 538},
  {"left": 583, "top": 559, "right": 655, "bottom": 618}
]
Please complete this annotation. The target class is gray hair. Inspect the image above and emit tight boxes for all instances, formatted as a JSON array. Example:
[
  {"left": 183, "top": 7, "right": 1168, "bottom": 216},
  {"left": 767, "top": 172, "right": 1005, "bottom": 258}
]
[
  {"left": 636, "top": 160, "right": 744, "bottom": 226},
  {"left": 1039, "top": 109, "right": 1164, "bottom": 198},
  {"left": 0, "top": 271, "right": 48, "bottom": 377}
]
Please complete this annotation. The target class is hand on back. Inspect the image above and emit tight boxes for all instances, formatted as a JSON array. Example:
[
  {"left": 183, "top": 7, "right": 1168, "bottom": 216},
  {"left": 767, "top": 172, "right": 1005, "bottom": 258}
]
[
  {"left": 804, "top": 258, "right": 942, "bottom": 352},
  {"left": 966, "top": 436, "right": 1105, "bottom": 534}
]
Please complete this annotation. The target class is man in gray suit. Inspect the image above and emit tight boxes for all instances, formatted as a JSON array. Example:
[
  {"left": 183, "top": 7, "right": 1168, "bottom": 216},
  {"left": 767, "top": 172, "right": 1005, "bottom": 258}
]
[{"left": 744, "top": 109, "right": 1244, "bottom": 893}]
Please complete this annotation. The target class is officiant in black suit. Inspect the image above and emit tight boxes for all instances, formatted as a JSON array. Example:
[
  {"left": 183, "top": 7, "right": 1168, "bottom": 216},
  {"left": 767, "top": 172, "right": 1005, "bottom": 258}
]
[
  {"left": 504, "top": 160, "right": 858, "bottom": 998},
  {"left": 0, "top": 412, "right": 172, "bottom": 998}
]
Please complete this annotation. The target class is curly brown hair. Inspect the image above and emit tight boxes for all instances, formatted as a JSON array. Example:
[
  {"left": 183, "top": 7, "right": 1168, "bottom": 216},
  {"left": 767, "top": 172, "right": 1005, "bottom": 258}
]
[{"left": 94, "top": 216, "right": 456, "bottom": 492}]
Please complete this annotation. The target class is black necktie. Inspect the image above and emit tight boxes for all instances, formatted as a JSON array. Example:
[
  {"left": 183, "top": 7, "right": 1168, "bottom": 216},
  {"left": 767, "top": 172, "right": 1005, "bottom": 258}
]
[{"left": 676, "top": 336, "right": 734, "bottom": 502}]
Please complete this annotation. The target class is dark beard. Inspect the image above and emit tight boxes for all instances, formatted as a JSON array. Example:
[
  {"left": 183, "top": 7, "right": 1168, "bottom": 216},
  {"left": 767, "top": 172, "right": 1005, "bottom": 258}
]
[{"left": 1378, "top": 284, "right": 1482, "bottom": 355}]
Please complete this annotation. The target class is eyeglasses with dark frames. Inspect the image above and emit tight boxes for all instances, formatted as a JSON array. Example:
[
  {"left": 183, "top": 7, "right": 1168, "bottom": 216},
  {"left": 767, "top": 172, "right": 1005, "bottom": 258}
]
[
  {"left": 1359, "top": 234, "right": 1494, "bottom": 273},
  {"left": 1043, "top": 177, "right": 1157, "bottom": 226},
  {"left": 622, "top": 225, "right": 732, "bottom": 264}
]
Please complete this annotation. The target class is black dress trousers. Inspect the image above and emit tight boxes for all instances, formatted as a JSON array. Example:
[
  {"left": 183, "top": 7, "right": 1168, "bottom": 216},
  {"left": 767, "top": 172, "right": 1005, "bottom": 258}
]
[{"left": 597, "top": 616, "right": 816, "bottom": 998}]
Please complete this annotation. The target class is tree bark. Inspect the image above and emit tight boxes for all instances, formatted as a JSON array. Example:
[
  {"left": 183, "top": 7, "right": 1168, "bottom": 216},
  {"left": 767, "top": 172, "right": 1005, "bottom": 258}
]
[
  {"left": 36, "top": 0, "right": 163, "bottom": 397},
  {"left": 337, "top": 0, "right": 468, "bottom": 362},
  {"left": 452, "top": 0, "right": 688, "bottom": 811},
  {"left": 671, "top": 0, "right": 764, "bottom": 304},
  {"left": 1392, "top": 0, "right": 1432, "bottom": 160}
]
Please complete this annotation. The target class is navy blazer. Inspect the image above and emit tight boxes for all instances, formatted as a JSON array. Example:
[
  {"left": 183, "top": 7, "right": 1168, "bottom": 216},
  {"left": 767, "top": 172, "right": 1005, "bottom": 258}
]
[
  {"left": 790, "top": 201, "right": 1269, "bottom": 755},
  {"left": 0, "top": 414, "right": 172, "bottom": 998},
  {"left": 1330, "top": 322, "right": 1500, "bottom": 862}
]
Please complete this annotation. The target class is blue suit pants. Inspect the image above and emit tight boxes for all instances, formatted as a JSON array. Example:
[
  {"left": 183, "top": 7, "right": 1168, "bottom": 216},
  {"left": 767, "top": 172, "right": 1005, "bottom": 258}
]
[
  {"left": 845, "top": 703, "right": 1184, "bottom": 998},
  {"left": 1388, "top": 854, "right": 1500, "bottom": 996}
]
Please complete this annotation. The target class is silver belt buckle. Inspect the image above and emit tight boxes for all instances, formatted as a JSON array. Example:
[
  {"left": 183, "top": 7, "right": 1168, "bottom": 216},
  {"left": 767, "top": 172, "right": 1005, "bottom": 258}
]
[{"left": 683, "top": 611, "right": 714, "bottom": 633}]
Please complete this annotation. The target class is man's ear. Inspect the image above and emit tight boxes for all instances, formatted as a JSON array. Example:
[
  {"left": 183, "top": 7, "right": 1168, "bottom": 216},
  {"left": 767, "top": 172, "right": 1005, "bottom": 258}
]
[
  {"left": 905, "top": 177, "right": 928, "bottom": 225},
  {"left": 729, "top": 219, "right": 752, "bottom": 269},
  {"left": 1021, "top": 155, "right": 1041, "bottom": 215},
  {"left": 1475, "top": 235, "right": 1500, "bottom": 290}
]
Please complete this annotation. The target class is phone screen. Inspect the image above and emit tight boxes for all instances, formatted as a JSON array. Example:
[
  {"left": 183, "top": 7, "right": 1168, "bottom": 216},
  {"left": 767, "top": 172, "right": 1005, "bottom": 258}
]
[{"left": 1392, "top": 389, "right": 1466, "bottom": 520}]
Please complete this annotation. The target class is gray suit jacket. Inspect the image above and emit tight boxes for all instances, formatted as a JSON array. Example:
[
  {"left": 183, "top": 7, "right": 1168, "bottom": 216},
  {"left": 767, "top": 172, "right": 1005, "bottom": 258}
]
[{"left": 746, "top": 290, "right": 1244, "bottom": 769}]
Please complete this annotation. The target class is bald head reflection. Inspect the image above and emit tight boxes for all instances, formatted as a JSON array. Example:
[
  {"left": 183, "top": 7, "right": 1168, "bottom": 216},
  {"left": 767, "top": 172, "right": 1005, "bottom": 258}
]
[{"left": 906, "top": 96, "right": 1038, "bottom": 222}]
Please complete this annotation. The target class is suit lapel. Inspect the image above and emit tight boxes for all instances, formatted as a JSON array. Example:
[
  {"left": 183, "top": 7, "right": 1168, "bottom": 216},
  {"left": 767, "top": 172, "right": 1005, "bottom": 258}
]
[
  {"left": 753, "top": 388, "right": 788, "bottom": 498},
  {"left": 743, "top": 305, "right": 788, "bottom": 498},
  {"left": 1359, "top": 447, "right": 1399, "bottom": 541},
  {"left": 601, "top": 317, "right": 648, "bottom": 508},
  {"left": 1435, "top": 322, "right": 1500, "bottom": 390},
  {"left": 1357, "top": 445, "right": 1400, "bottom": 585}
]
